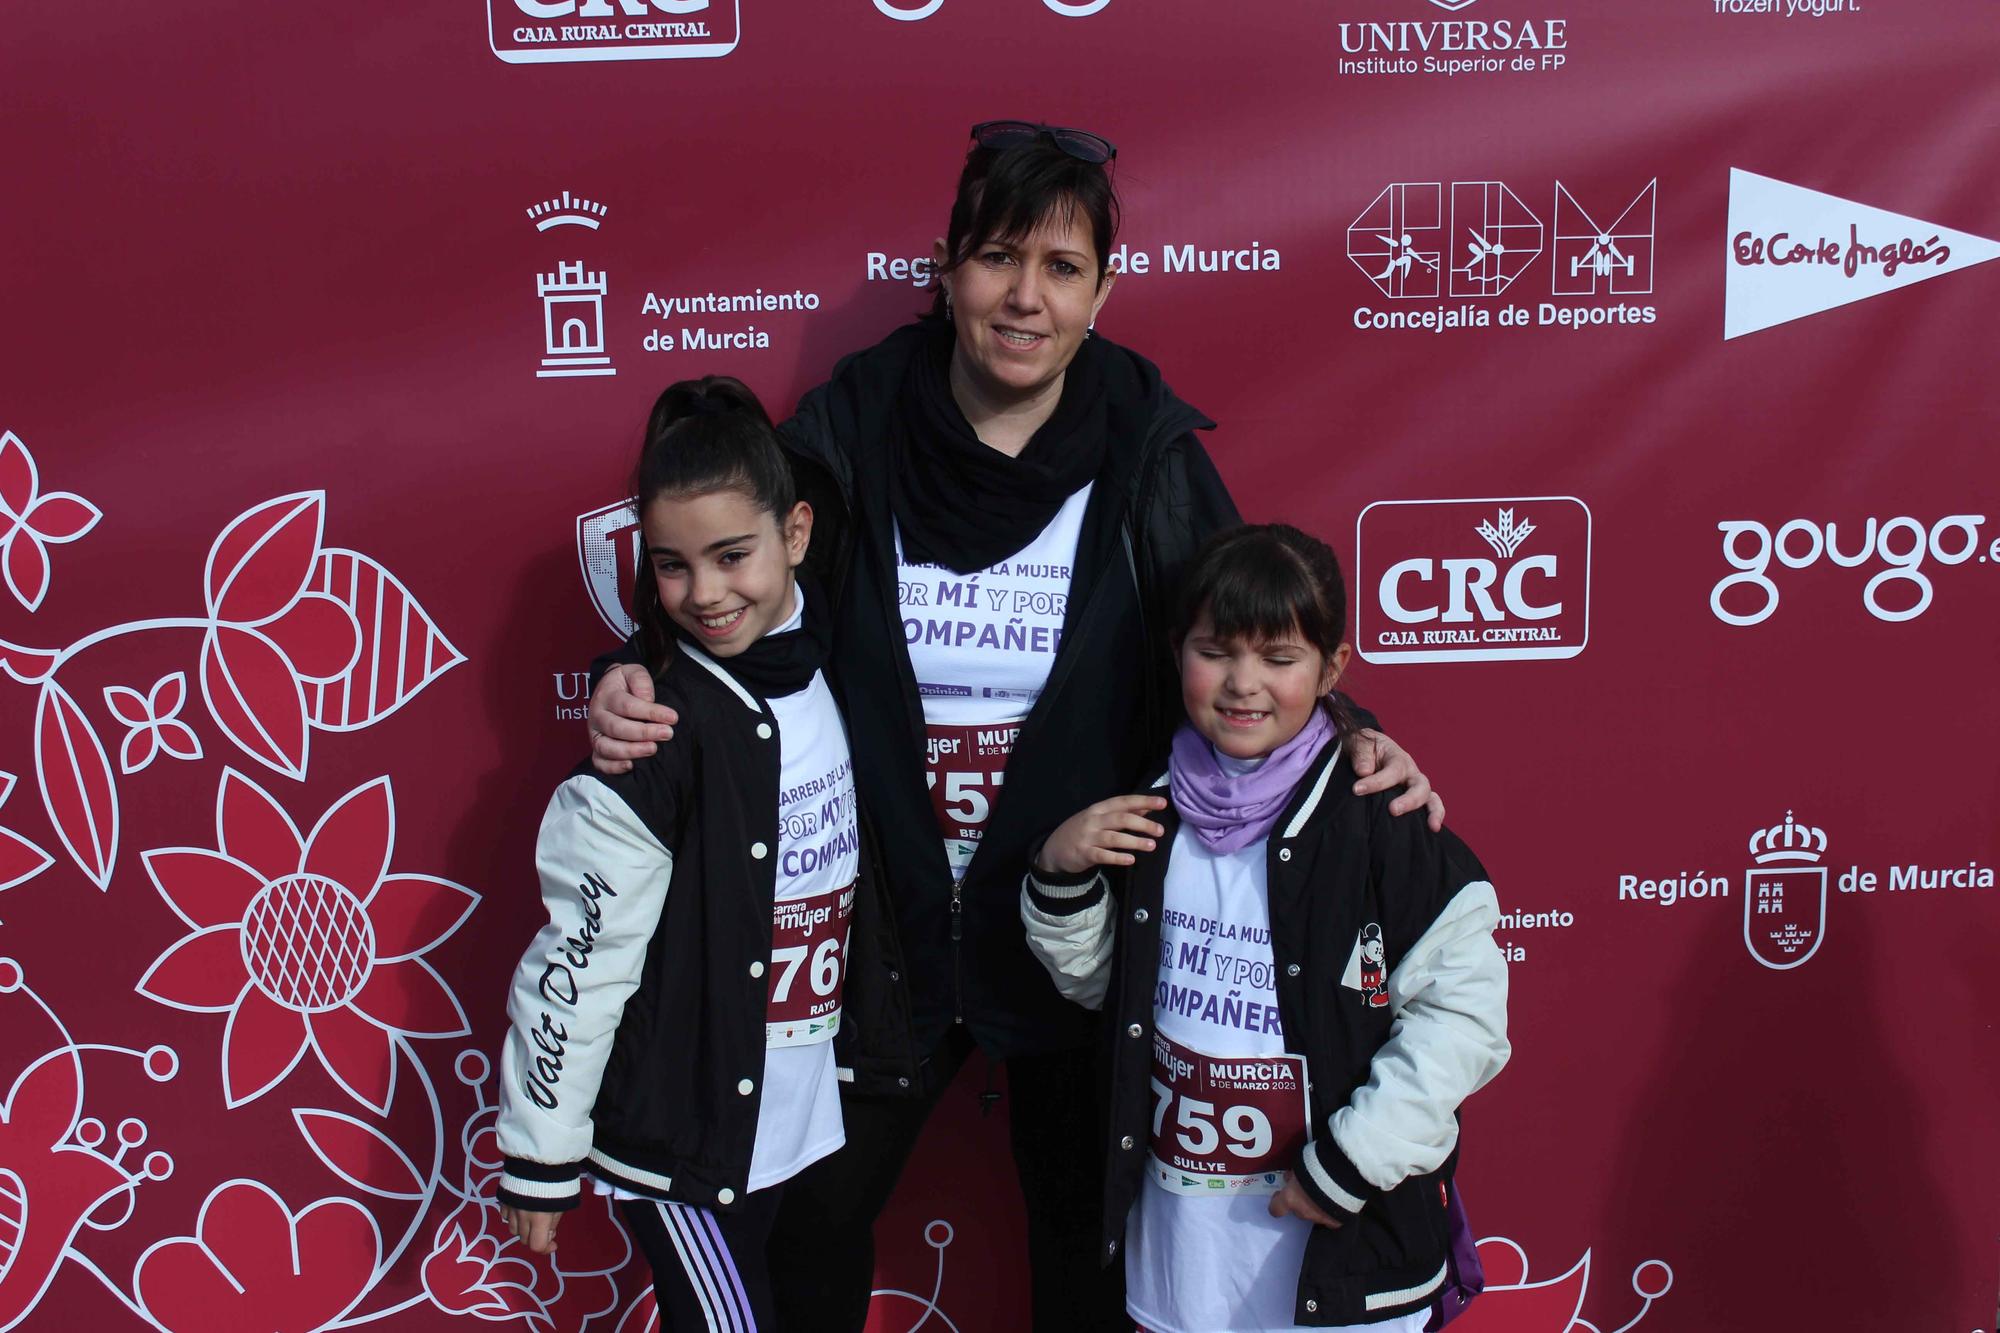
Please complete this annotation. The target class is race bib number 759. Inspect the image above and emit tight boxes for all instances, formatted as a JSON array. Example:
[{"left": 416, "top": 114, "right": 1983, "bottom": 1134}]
[{"left": 1147, "top": 1030, "right": 1309, "bottom": 1196}]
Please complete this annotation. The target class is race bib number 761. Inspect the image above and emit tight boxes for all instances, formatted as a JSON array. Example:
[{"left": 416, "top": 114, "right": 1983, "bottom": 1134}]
[{"left": 766, "top": 881, "right": 853, "bottom": 1048}]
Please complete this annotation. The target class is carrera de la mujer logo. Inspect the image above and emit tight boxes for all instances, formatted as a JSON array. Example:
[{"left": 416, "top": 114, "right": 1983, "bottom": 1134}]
[
  {"left": 1355, "top": 497, "right": 1590, "bottom": 663},
  {"left": 489, "top": 0, "right": 740, "bottom": 63}
]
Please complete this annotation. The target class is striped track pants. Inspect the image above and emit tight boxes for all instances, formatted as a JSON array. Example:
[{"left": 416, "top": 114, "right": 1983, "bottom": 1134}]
[{"left": 618, "top": 1189, "right": 782, "bottom": 1332}]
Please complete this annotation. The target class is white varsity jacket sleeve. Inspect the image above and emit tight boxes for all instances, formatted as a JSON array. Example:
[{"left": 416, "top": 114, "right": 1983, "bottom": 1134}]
[
  {"left": 1299, "top": 878, "right": 1511, "bottom": 1217},
  {"left": 1019, "top": 866, "right": 1115, "bottom": 1011},
  {"left": 495, "top": 775, "right": 676, "bottom": 1212}
]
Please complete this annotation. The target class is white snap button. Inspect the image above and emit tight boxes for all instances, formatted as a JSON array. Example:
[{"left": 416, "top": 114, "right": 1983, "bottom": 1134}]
[
  {"left": 1120, "top": 1135, "right": 1134, "bottom": 1150},
  {"left": 750, "top": 961, "right": 766, "bottom": 978},
  {"left": 756, "top": 723, "right": 772, "bottom": 739},
  {"left": 737, "top": 1078, "right": 754, "bottom": 1095},
  {"left": 717, "top": 1188, "right": 736, "bottom": 1205},
  {"left": 1305, "top": 1299, "right": 1318, "bottom": 1313},
  {"left": 1287, "top": 963, "right": 1301, "bottom": 977},
  {"left": 751, "top": 842, "right": 768, "bottom": 860},
  {"left": 1126, "top": 1023, "right": 1143, "bottom": 1038},
  {"left": 1279, "top": 848, "right": 1292, "bottom": 862},
  {"left": 1133, "top": 908, "right": 1149, "bottom": 923}
]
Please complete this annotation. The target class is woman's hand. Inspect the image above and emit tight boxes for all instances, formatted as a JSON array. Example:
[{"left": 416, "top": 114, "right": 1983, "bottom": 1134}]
[
  {"left": 1267, "top": 1172, "right": 1344, "bottom": 1229},
  {"left": 1034, "top": 795, "right": 1169, "bottom": 875},
  {"left": 1347, "top": 728, "right": 1445, "bottom": 832},
  {"left": 588, "top": 664, "right": 680, "bottom": 775},
  {"left": 498, "top": 1203, "right": 562, "bottom": 1254}
]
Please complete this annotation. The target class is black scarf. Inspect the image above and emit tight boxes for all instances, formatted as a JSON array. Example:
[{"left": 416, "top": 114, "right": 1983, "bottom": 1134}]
[
  {"left": 888, "top": 322, "right": 1110, "bottom": 574},
  {"left": 673, "top": 576, "right": 832, "bottom": 699}
]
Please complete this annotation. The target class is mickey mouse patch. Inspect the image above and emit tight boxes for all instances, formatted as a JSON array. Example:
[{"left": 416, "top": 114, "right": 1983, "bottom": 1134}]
[{"left": 1338, "top": 923, "right": 1392, "bottom": 1009}]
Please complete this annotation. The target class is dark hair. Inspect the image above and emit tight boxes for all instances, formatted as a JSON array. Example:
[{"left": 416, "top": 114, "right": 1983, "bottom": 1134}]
[
  {"left": 1172, "top": 523, "right": 1358, "bottom": 734},
  {"left": 928, "top": 133, "right": 1121, "bottom": 318},
  {"left": 628, "top": 375, "right": 796, "bottom": 664}
]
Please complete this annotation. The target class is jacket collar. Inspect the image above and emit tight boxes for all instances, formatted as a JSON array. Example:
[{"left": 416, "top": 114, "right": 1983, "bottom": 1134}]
[
  {"left": 674, "top": 641, "right": 767, "bottom": 715},
  {"left": 1279, "top": 739, "right": 1348, "bottom": 841}
]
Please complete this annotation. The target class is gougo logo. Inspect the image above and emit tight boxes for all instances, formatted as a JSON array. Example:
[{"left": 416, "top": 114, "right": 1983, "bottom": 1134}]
[{"left": 1709, "top": 514, "right": 1994, "bottom": 625}]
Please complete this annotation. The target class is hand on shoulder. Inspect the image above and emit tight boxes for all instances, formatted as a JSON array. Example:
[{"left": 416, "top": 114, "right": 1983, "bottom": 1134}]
[{"left": 589, "top": 663, "right": 679, "bottom": 775}]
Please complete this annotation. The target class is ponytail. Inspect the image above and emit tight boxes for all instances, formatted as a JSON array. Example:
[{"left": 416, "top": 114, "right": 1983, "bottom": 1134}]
[{"left": 628, "top": 375, "right": 795, "bottom": 666}]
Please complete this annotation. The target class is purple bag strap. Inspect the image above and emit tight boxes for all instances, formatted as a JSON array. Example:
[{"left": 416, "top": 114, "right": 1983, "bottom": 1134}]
[{"left": 1425, "top": 1179, "right": 1487, "bottom": 1331}]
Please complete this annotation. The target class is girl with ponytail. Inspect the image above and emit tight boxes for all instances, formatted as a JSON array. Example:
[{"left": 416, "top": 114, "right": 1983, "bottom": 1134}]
[{"left": 492, "top": 377, "right": 912, "bottom": 1330}]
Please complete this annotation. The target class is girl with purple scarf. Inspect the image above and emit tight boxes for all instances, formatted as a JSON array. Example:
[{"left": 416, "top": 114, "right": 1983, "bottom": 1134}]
[{"left": 1021, "top": 524, "right": 1508, "bottom": 1333}]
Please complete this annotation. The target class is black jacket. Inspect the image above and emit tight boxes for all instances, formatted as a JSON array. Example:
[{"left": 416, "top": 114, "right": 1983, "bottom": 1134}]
[
  {"left": 779, "top": 323, "right": 1240, "bottom": 1059},
  {"left": 1021, "top": 745, "right": 1509, "bottom": 1325},
  {"left": 595, "top": 323, "right": 1239, "bottom": 1060},
  {"left": 497, "top": 645, "right": 916, "bottom": 1215}
]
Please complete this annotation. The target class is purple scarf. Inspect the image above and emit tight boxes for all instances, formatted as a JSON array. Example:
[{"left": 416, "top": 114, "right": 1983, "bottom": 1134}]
[{"left": 1168, "top": 707, "right": 1337, "bottom": 854}]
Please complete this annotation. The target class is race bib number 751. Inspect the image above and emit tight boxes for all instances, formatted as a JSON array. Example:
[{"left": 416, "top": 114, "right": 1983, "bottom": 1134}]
[
  {"left": 923, "top": 720, "right": 1020, "bottom": 879},
  {"left": 1147, "top": 1030, "right": 1309, "bottom": 1196}
]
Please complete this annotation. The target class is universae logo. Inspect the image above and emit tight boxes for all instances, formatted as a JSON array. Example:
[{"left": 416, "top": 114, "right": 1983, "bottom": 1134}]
[
  {"left": 577, "top": 498, "right": 642, "bottom": 638},
  {"left": 1355, "top": 497, "right": 1590, "bottom": 663}
]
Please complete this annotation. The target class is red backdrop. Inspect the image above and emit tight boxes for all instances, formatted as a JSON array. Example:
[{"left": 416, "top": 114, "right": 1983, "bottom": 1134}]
[{"left": 2, "top": 1, "right": 1997, "bottom": 1329}]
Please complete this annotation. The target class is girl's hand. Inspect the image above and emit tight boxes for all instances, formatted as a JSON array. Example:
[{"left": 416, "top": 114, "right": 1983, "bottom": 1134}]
[
  {"left": 1034, "top": 796, "right": 1169, "bottom": 875},
  {"left": 1267, "top": 1172, "right": 1344, "bottom": 1229},
  {"left": 589, "top": 664, "right": 680, "bottom": 775},
  {"left": 498, "top": 1203, "right": 563, "bottom": 1254},
  {"left": 1347, "top": 728, "right": 1445, "bottom": 832}
]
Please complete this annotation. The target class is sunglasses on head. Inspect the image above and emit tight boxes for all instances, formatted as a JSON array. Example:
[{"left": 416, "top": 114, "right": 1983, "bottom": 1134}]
[{"left": 970, "top": 120, "right": 1118, "bottom": 165}]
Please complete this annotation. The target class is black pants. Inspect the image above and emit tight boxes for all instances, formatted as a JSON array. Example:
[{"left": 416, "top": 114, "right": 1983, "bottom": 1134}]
[
  {"left": 765, "top": 1028, "right": 1125, "bottom": 1333},
  {"left": 621, "top": 1187, "right": 785, "bottom": 1332}
]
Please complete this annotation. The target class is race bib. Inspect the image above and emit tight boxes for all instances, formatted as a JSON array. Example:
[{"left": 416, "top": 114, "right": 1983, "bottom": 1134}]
[
  {"left": 765, "top": 881, "right": 854, "bottom": 1048},
  {"left": 922, "top": 720, "right": 1020, "bottom": 880},
  {"left": 1146, "top": 1030, "right": 1309, "bottom": 1196}
]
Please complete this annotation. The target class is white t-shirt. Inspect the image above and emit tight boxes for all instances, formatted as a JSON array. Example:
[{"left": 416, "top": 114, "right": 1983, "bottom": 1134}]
[
  {"left": 1127, "top": 811, "right": 1427, "bottom": 1333},
  {"left": 895, "top": 484, "right": 1092, "bottom": 880}
]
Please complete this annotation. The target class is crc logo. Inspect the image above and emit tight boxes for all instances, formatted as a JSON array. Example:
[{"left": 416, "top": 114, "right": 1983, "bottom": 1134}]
[
  {"left": 577, "top": 498, "right": 642, "bottom": 637},
  {"left": 490, "top": 0, "right": 739, "bottom": 64},
  {"left": 1356, "top": 498, "right": 1591, "bottom": 663},
  {"left": 1744, "top": 811, "right": 1827, "bottom": 970}
]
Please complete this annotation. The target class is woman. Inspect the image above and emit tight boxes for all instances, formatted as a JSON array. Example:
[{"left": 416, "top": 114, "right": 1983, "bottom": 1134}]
[{"left": 584, "top": 121, "right": 1442, "bottom": 1332}]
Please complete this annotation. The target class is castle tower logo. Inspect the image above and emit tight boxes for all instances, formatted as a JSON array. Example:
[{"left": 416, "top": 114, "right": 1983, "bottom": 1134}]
[
  {"left": 1743, "top": 811, "right": 1828, "bottom": 969},
  {"left": 537, "top": 261, "right": 615, "bottom": 379}
]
